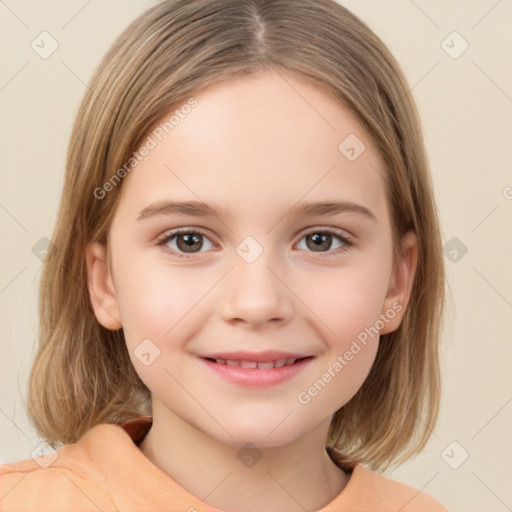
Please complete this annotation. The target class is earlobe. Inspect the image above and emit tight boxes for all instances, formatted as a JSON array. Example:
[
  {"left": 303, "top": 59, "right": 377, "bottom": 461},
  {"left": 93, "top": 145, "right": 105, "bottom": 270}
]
[
  {"left": 380, "top": 231, "right": 418, "bottom": 335},
  {"left": 85, "top": 241, "right": 123, "bottom": 330}
]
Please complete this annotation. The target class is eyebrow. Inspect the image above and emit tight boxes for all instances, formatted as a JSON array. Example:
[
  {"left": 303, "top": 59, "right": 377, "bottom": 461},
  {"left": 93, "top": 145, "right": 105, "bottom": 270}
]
[{"left": 136, "top": 199, "right": 377, "bottom": 223}]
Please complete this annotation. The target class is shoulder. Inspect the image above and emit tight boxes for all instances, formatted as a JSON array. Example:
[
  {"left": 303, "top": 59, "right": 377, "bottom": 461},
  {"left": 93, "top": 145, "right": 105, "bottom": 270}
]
[
  {"left": 0, "top": 449, "right": 117, "bottom": 511},
  {"left": 357, "top": 464, "right": 451, "bottom": 511},
  {"left": 331, "top": 463, "right": 451, "bottom": 511},
  {"left": 1, "top": 418, "right": 154, "bottom": 512}
]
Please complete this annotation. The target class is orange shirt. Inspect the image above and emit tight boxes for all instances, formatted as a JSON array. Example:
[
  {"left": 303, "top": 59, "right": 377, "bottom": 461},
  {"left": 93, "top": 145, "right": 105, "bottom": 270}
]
[{"left": 0, "top": 416, "right": 450, "bottom": 511}]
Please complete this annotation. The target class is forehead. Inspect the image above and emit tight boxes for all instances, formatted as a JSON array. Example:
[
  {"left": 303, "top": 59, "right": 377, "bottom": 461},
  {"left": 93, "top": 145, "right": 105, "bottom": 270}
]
[{"left": 115, "top": 70, "right": 388, "bottom": 222}]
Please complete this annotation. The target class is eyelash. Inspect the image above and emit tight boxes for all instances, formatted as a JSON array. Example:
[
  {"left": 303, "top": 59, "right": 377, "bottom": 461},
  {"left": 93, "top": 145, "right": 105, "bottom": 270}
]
[{"left": 156, "top": 227, "right": 353, "bottom": 260}]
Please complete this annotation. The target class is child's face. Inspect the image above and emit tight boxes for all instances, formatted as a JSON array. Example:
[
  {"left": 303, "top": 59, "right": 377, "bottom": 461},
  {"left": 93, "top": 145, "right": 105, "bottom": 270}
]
[{"left": 87, "top": 70, "right": 416, "bottom": 448}]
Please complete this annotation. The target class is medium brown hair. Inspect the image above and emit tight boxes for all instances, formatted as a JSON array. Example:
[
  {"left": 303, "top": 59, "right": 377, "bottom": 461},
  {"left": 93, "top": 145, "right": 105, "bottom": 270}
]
[{"left": 26, "top": 0, "right": 445, "bottom": 472}]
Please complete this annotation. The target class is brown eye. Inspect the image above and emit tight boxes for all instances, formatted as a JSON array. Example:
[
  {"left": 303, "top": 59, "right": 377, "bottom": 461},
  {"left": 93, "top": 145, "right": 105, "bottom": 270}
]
[
  {"left": 297, "top": 229, "right": 351, "bottom": 254},
  {"left": 175, "top": 232, "right": 204, "bottom": 253},
  {"left": 159, "top": 229, "right": 214, "bottom": 258}
]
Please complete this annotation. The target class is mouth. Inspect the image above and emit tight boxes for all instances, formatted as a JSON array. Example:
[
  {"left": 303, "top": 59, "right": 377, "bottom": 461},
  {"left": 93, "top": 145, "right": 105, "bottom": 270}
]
[
  {"left": 201, "top": 356, "right": 313, "bottom": 369},
  {"left": 199, "top": 354, "right": 315, "bottom": 387}
]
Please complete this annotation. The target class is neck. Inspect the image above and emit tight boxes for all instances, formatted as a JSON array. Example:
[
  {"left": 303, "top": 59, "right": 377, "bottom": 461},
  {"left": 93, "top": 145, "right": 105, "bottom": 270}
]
[{"left": 138, "top": 400, "right": 350, "bottom": 512}]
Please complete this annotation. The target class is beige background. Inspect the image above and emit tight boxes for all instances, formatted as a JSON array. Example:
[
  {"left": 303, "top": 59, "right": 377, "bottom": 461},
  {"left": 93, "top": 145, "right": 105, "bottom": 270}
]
[{"left": 1, "top": 1, "right": 511, "bottom": 511}]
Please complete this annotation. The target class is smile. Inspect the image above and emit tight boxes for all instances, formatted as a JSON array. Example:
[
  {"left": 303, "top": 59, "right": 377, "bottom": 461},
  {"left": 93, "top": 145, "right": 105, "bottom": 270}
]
[
  {"left": 199, "top": 355, "right": 314, "bottom": 387},
  {"left": 203, "top": 357, "right": 310, "bottom": 369}
]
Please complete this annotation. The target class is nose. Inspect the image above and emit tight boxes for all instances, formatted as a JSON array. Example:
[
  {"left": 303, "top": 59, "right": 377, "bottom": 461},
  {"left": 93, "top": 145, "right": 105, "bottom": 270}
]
[{"left": 219, "top": 249, "right": 294, "bottom": 329}]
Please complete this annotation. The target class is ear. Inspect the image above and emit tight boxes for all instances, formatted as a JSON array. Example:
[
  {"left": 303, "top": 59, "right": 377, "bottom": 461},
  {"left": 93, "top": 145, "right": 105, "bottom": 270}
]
[
  {"left": 379, "top": 231, "right": 418, "bottom": 335},
  {"left": 85, "top": 241, "right": 123, "bottom": 330}
]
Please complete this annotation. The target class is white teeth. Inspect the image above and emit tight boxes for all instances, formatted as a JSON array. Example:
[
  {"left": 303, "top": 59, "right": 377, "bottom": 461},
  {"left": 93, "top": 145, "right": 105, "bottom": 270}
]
[
  {"left": 240, "top": 360, "right": 258, "bottom": 368},
  {"left": 213, "top": 358, "right": 301, "bottom": 368},
  {"left": 257, "top": 361, "right": 275, "bottom": 369}
]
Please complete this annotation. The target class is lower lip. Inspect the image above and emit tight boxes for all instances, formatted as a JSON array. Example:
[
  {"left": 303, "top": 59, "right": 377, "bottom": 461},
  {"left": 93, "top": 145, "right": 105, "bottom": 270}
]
[{"left": 200, "top": 357, "right": 314, "bottom": 387}]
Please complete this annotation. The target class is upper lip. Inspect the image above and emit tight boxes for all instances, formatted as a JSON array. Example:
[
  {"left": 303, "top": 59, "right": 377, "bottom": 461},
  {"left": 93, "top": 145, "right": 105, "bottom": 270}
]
[{"left": 200, "top": 351, "right": 313, "bottom": 362}]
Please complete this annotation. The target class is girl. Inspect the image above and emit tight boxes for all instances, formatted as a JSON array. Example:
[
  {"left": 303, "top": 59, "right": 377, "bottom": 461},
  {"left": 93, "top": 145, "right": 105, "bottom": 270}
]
[{"left": 0, "top": 0, "right": 448, "bottom": 510}]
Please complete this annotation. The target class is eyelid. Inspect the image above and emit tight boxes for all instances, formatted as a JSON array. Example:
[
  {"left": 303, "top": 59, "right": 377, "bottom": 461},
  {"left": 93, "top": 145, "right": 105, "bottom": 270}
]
[
  {"left": 297, "top": 224, "right": 355, "bottom": 240},
  {"left": 157, "top": 224, "right": 354, "bottom": 241},
  {"left": 297, "top": 226, "right": 354, "bottom": 255},
  {"left": 157, "top": 226, "right": 216, "bottom": 245},
  {"left": 156, "top": 225, "right": 354, "bottom": 259},
  {"left": 156, "top": 226, "right": 217, "bottom": 249}
]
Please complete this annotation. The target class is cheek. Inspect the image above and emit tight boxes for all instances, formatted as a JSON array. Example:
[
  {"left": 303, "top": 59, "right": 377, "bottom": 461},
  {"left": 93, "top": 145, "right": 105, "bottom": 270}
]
[
  {"left": 296, "top": 286, "right": 383, "bottom": 415},
  {"left": 295, "top": 261, "right": 390, "bottom": 403},
  {"left": 115, "top": 254, "right": 210, "bottom": 339},
  {"left": 113, "top": 257, "right": 226, "bottom": 395},
  {"left": 305, "top": 260, "right": 392, "bottom": 342},
  {"left": 114, "top": 259, "right": 209, "bottom": 396}
]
